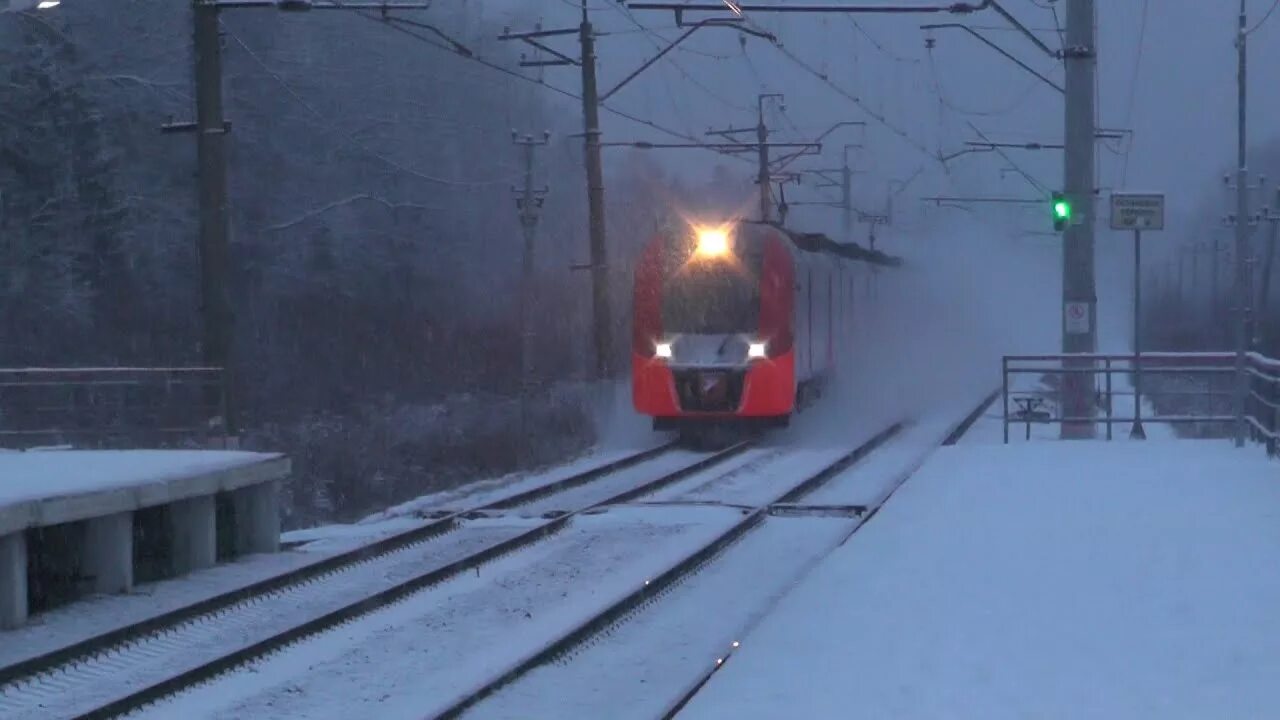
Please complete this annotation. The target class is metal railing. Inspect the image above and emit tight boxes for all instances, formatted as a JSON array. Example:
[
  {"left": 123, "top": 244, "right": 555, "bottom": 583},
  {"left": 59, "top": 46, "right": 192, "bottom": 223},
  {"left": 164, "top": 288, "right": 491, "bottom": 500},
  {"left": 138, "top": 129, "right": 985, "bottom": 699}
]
[
  {"left": 0, "top": 367, "right": 228, "bottom": 450},
  {"left": 999, "top": 352, "right": 1280, "bottom": 446}
]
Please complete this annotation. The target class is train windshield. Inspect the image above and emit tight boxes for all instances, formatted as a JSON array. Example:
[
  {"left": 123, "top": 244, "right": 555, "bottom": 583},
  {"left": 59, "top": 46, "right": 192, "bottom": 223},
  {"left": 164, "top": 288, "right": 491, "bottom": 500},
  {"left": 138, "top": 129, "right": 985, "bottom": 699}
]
[{"left": 662, "top": 264, "right": 760, "bottom": 335}]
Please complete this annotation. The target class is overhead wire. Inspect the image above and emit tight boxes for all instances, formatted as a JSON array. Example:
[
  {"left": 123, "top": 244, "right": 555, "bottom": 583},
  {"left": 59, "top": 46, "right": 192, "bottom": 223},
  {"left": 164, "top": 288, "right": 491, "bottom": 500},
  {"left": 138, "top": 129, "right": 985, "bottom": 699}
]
[
  {"left": 1246, "top": 0, "right": 1280, "bottom": 35},
  {"left": 760, "top": 33, "right": 942, "bottom": 165},
  {"left": 925, "top": 47, "right": 1042, "bottom": 118},
  {"left": 739, "top": 35, "right": 769, "bottom": 91},
  {"left": 844, "top": 16, "right": 917, "bottom": 65},
  {"left": 1116, "top": 0, "right": 1150, "bottom": 185},
  {"left": 223, "top": 26, "right": 510, "bottom": 188},
  {"left": 1023, "top": 0, "right": 1063, "bottom": 40},
  {"left": 608, "top": 6, "right": 700, "bottom": 136},
  {"left": 610, "top": 2, "right": 751, "bottom": 113},
  {"left": 357, "top": 12, "right": 756, "bottom": 166}
]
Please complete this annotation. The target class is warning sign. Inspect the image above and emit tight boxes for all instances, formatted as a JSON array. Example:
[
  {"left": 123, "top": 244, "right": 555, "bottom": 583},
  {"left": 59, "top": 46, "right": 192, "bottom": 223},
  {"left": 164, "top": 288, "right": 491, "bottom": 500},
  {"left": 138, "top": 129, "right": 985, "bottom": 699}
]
[
  {"left": 1065, "top": 302, "right": 1090, "bottom": 334},
  {"left": 1110, "top": 193, "right": 1165, "bottom": 231}
]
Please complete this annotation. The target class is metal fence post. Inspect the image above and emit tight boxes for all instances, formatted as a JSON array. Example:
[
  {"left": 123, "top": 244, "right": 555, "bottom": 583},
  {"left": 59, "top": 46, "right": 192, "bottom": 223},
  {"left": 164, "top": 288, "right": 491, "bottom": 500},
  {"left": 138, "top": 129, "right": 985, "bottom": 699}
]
[
  {"left": 1002, "top": 356, "right": 1010, "bottom": 445},
  {"left": 1266, "top": 368, "right": 1274, "bottom": 454},
  {"left": 217, "top": 368, "right": 231, "bottom": 450},
  {"left": 1105, "top": 357, "right": 1113, "bottom": 441}
]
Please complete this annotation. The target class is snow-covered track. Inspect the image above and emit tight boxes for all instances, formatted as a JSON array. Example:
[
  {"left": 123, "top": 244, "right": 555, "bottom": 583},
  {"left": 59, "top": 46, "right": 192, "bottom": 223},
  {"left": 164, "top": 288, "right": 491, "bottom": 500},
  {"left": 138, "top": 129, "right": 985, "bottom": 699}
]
[
  {"left": 427, "top": 421, "right": 906, "bottom": 720},
  {"left": 0, "top": 442, "right": 754, "bottom": 720},
  {"left": 656, "top": 391, "right": 1001, "bottom": 720}
]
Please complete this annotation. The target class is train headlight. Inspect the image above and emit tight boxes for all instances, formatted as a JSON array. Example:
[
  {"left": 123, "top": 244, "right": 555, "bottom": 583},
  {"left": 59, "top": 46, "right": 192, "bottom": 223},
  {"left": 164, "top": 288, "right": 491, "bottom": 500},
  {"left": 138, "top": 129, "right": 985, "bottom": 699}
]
[
  {"left": 655, "top": 342, "right": 673, "bottom": 359},
  {"left": 694, "top": 226, "right": 730, "bottom": 258},
  {"left": 747, "top": 342, "right": 767, "bottom": 359}
]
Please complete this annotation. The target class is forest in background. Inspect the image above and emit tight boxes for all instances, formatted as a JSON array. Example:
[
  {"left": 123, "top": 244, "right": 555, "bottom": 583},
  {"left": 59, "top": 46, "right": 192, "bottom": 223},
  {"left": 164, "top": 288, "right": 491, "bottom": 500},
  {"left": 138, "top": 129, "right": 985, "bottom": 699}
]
[{"left": 0, "top": 2, "right": 754, "bottom": 527}]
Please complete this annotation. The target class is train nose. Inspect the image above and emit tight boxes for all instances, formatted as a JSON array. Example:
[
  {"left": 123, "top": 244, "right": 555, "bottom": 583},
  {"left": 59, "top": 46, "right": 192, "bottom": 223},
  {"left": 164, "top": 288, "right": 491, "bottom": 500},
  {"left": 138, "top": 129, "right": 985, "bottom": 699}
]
[{"left": 700, "top": 372, "right": 727, "bottom": 401}]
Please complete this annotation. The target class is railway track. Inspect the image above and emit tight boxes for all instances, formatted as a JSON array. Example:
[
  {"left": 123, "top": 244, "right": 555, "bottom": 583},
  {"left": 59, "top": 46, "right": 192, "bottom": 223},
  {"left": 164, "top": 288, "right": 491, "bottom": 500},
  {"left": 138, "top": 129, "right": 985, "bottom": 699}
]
[
  {"left": 438, "top": 392, "right": 999, "bottom": 720},
  {"left": 0, "top": 442, "right": 753, "bottom": 720},
  {"left": 427, "top": 420, "right": 907, "bottom": 720},
  {"left": 652, "top": 392, "right": 999, "bottom": 720}
]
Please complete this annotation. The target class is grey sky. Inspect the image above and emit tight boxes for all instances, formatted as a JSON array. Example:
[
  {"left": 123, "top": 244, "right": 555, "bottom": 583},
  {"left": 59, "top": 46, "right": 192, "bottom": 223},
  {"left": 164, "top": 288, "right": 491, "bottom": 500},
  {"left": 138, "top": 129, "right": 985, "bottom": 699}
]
[{"left": 471, "top": 1, "right": 1276, "bottom": 247}]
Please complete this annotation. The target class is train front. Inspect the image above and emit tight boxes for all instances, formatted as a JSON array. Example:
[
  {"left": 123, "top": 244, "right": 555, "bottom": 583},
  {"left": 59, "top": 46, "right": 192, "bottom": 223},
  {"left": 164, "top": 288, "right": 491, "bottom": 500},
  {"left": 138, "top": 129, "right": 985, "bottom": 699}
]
[{"left": 632, "top": 220, "right": 795, "bottom": 436}]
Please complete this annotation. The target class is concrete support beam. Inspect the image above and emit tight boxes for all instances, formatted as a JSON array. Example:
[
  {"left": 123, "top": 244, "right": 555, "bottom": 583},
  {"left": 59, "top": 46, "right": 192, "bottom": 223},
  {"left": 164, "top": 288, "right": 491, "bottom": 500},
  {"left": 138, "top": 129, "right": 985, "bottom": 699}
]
[
  {"left": 0, "top": 531, "right": 28, "bottom": 630},
  {"left": 231, "top": 480, "right": 280, "bottom": 556},
  {"left": 82, "top": 511, "right": 133, "bottom": 595},
  {"left": 167, "top": 496, "right": 216, "bottom": 575}
]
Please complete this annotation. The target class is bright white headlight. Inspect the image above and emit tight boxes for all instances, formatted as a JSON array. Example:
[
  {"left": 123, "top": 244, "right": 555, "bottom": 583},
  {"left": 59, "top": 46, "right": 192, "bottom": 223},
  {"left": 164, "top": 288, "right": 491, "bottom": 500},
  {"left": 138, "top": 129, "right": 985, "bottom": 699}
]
[
  {"left": 655, "top": 342, "right": 673, "bottom": 359},
  {"left": 748, "top": 342, "right": 767, "bottom": 359}
]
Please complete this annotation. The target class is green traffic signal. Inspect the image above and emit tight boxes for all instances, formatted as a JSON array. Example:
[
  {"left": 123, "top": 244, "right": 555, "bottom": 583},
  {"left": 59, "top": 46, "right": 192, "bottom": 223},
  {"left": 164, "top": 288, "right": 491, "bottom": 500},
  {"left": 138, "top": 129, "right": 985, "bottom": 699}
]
[{"left": 1051, "top": 192, "right": 1070, "bottom": 231}]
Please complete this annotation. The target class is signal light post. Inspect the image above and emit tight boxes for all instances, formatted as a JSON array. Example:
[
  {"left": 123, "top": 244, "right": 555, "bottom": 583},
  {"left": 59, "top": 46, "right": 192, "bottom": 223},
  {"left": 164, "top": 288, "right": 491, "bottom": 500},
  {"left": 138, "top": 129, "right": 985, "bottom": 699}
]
[{"left": 1111, "top": 192, "right": 1165, "bottom": 441}]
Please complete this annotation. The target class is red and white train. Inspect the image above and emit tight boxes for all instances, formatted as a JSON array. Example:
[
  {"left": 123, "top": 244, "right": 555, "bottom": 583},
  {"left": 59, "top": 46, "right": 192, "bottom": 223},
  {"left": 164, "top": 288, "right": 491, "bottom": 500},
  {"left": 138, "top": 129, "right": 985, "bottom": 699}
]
[{"left": 631, "top": 218, "right": 895, "bottom": 438}]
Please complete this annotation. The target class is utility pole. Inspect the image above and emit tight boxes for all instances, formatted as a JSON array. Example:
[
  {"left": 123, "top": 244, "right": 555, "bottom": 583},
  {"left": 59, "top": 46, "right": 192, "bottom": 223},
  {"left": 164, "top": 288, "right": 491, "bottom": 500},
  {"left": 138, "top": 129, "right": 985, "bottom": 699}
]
[
  {"left": 757, "top": 93, "right": 783, "bottom": 221},
  {"left": 841, "top": 144, "right": 858, "bottom": 244},
  {"left": 497, "top": 10, "right": 612, "bottom": 384},
  {"left": 171, "top": 0, "right": 428, "bottom": 443},
  {"left": 193, "top": 0, "right": 234, "bottom": 440},
  {"left": 512, "top": 131, "right": 550, "bottom": 467},
  {"left": 1256, "top": 188, "right": 1280, "bottom": 351},
  {"left": 1212, "top": 231, "right": 1223, "bottom": 332},
  {"left": 1060, "top": 0, "right": 1097, "bottom": 439},
  {"left": 1177, "top": 249, "right": 1187, "bottom": 306},
  {"left": 707, "top": 92, "right": 786, "bottom": 223},
  {"left": 579, "top": 3, "right": 613, "bottom": 383},
  {"left": 1232, "top": 0, "right": 1252, "bottom": 446},
  {"left": 500, "top": 9, "right": 767, "bottom": 384}
]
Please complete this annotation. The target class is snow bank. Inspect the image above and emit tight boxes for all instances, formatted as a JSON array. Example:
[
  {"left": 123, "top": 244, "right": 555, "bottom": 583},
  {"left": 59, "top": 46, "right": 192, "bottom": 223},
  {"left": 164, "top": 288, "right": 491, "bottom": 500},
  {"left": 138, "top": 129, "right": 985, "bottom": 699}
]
[
  {"left": 0, "top": 450, "right": 279, "bottom": 508},
  {"left": 679, "top": 441, "right": 1280, "bottom": 720}
]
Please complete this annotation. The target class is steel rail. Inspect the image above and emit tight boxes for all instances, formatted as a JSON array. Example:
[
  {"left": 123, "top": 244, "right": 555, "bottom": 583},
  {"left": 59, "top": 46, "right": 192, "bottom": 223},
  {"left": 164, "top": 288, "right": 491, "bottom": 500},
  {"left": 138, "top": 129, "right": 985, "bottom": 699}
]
[
  {"left": 45, "top": 442, "right": 752, "bottom": 720},
  {"left": 0, "top": 443, "right": 680, "bottom": 689},
  {"left": 657, "top": 391, "right": 1000, "bottom": 719},
  {"left": 427, "top": 421, "right": 907, "bottom": 720}
]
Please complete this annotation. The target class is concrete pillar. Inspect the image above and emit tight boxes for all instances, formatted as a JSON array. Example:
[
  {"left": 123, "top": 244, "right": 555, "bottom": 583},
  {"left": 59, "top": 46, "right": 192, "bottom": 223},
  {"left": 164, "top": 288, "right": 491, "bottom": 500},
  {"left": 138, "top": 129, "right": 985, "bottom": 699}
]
[
  {"left": 167, "top": 495, "right": 216, "bottom": 575},
  {"left": 82, "top": 511, "right": 133, "bottom": 594},
  {"left": 231, "top": 480, "right": 280, "bottom": 556},
  {"left": 0, "top": 531, "right": 28, "bottom": 630}
]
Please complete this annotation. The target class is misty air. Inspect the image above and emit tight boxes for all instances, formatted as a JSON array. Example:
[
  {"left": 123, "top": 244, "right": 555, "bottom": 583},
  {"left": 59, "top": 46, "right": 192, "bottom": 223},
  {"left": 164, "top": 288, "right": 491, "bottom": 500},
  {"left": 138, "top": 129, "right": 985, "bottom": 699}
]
[{"left": 1, "top": 1, "right": 1279, "bottom": 718}]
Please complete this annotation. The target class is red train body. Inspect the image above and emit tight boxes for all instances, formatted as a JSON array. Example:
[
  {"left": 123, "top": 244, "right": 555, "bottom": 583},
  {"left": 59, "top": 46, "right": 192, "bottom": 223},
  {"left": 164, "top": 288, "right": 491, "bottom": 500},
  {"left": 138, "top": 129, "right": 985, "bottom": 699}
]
[{"left": 631, "top": 221, "right": 858, "bottom": 433}]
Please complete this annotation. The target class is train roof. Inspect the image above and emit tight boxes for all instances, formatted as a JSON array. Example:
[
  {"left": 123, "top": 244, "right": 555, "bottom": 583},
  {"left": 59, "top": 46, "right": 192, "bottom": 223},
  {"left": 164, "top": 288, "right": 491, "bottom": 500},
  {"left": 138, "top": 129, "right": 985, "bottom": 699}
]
[{"left": 749, "top": 221, "right": 904, "bottom": 268}]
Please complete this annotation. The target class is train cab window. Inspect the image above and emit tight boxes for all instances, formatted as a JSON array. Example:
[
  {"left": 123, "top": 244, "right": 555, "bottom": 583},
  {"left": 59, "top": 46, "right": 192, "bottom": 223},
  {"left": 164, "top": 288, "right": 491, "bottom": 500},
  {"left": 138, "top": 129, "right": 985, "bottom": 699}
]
[{"left": 660, "top": 235, "right": 763, "bottom": 336}]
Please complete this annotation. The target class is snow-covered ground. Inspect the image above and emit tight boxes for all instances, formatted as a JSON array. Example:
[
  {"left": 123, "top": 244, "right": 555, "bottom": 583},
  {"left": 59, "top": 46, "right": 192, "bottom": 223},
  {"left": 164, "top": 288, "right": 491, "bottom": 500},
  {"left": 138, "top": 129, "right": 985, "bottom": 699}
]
[
  {"left": 676, "top": 440, "right": 1280, "bottom": 720},
  {"left": 1, "top": 445, "right": 675, "bottom": 686},
  {"left": 0, "top": 449, "right": 279, "bottom": 507},
  {"left": 131, "top": 506, "right": 742, "bottom": 720},
  {"left": 466, "top": 515, "right": 855, "bottom": 720},
  {"left": 0, "top": 549, "right": 328, "bottom": 670},
  {"left": 2, "top": 518, "right": 555, "bottom": 720},
  {"left": 284, "top": 444, "right": 663, "bottom": 548},
  {"left": 641, "top": 446, "right": 855, "bottom": 507},
  {"left": 804, "top": 391, "right": 993, "bottom": 506}
]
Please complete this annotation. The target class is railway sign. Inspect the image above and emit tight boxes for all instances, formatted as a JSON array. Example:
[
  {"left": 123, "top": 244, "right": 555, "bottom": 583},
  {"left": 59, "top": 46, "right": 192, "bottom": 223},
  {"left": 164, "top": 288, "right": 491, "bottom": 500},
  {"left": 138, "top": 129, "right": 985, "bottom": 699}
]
[
  {"left": 1065, "top": 302, "right": 1090, "bottom": 335},
  {"left": 1110, "top": 193, "right": 1165, "bottom": 231}
]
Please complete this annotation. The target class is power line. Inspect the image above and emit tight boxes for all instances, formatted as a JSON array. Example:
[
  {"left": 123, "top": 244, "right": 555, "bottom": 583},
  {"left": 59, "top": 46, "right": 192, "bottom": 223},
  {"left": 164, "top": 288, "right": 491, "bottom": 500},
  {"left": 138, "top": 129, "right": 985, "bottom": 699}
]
[
  {"left": 1246, "top": 0, "right": 1280, "bottom": 35},
  {"left": 925, "top": 47, "right": 1041, "bottom": 118},
  {"left": 359, "top": 13, "right": 752, "bottom": 164},
  {"left": 610, "top": 3, "right": 751, "bottom": 112},
  {"left": 1118, "top": 0, "right": 1148, "bottom": 185},
  {"left": 224, "top": 26, "right": 510, "bottom": 188},
  {"left": 763, "top": 36, "right": 941, "bottom": 165},
  {"left": 843, "top": 15, "right": 917, "bottom": 64}
]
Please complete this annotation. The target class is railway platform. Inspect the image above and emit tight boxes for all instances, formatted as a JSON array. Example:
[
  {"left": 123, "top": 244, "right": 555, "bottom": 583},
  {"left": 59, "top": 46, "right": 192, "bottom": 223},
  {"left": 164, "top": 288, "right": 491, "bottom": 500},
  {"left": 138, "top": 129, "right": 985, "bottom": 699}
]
[
  {"left": 0, "top": 450, "right": 289, "bottom": 629},
  {"left": 674, "top": 415, "right": 1280, "bottom": 719}
]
